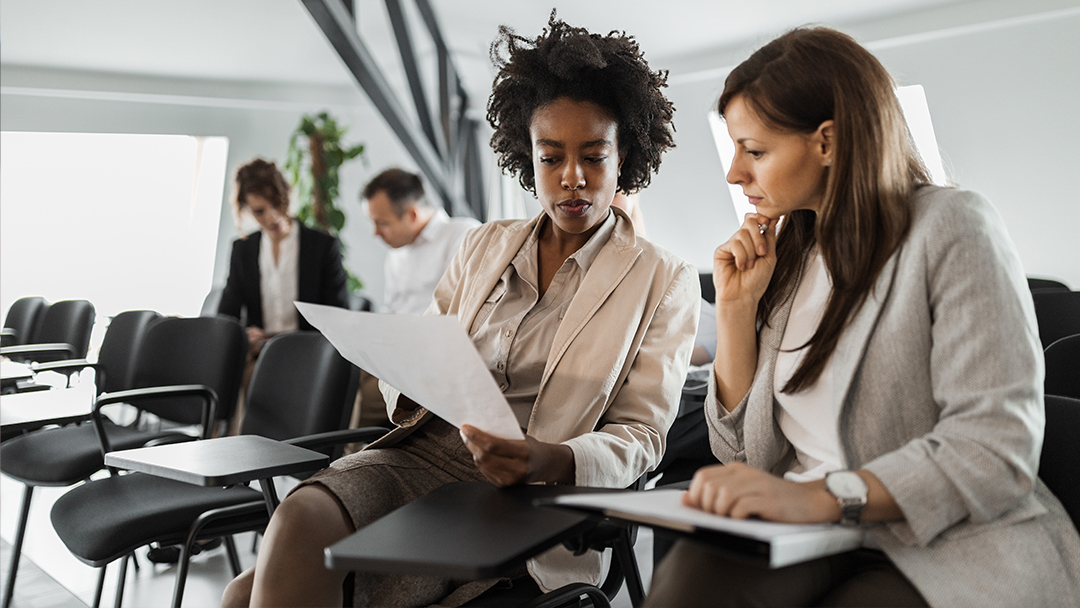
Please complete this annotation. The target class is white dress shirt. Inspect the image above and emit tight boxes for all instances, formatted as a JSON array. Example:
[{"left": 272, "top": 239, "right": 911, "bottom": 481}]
[
  {"left": 384, "top": 208, "right": 480, "bottom": 315},
  {"left": 258, "top": 220, "right": 300, "bottom": 335}
]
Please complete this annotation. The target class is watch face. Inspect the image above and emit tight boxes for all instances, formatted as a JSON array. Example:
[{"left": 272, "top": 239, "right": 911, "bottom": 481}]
[{"left": 827, "top": 471, "right": 868, "bottom": 499}]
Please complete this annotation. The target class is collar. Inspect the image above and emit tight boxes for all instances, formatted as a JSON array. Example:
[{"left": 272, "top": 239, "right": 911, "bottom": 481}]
[{"left": 411, "top": 207, "right": 450, "bottom": 247}]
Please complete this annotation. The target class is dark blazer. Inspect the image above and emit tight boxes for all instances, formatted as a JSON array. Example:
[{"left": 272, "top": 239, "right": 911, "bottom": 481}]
[{"left": 218, "top": 223, "right": 349, "bottom": 331}]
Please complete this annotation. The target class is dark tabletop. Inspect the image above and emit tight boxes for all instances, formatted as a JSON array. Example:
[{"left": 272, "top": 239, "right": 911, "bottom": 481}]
[{"left": 324, "top": 481, "right": 617, "bottom": 579}]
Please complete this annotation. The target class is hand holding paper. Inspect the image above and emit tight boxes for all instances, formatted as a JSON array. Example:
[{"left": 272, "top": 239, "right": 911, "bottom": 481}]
[{"left": 295, "top": 302, "right": 524, "bottom": 440}]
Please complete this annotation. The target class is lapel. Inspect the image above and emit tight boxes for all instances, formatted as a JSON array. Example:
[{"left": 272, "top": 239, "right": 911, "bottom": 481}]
[
  {"left": 295, "top": 224, "right": 314, "bottom": 300},
  {"left": 456, "top": 215, "right": 540, "bottom": 331},
  {"left": 830, "top": 248, "right": 901, "bottom": 440},
  {"left": 539, "top": 208, "right": 640, "bottom": 391},
  {"left": 747, "top": 290, "right": 794, "bottom": 470}
]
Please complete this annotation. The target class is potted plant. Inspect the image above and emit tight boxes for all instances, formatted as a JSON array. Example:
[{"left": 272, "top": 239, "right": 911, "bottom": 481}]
[{"left": 285, "top": 111, "right": 366, "bottom": 291}]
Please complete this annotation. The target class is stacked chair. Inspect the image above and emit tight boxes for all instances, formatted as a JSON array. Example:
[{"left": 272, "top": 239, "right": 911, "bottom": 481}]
[
  {"left": 50, "top": 331, "right": 388, "bottom": 608},
  {"left": 1, "top": 314, "right": 245, "bottom": 608},
  {"left": 1, "top": 299, "right": 95, "bottom": 367},
  {"left": 0, "top": 296, "right": 48, "bottom": 348}
]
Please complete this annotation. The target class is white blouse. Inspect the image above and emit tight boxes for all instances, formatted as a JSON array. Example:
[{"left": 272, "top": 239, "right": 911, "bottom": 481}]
[
  {"left": 774, "top": 249, "right": 844, "bottom": 482},
  {"left": 258, "top": 220, "right": 300, "bottom": 335}
]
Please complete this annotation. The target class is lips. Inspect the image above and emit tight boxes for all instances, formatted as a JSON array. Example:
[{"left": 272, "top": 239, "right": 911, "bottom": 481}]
[
  {"left": 746, "top": 195, "right": 763, "bottom": 206},
  {"left": 558, "top": 199, "right": 591, "bottom": 217}
]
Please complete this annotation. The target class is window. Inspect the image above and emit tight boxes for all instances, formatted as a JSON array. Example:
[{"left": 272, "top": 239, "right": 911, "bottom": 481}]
[{"left": 0, "top": 132, "right": 228, "bottom": 323}]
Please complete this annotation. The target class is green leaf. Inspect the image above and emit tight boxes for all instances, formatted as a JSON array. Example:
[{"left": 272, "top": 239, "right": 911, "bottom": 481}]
[{"left": 328, "top": 208, "right": 346, "bottom": 232}]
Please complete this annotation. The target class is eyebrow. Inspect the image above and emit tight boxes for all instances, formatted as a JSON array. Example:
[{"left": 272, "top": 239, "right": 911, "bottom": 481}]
[{"left": 534, "top": 138, "right": 614, "bottom": 149}]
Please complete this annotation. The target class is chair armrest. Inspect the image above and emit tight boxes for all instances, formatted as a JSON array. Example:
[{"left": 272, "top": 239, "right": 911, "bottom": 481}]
[
  {"left": 31, "top": 359, "right": 97, "bottom": 376},
  {"left": 284, "top": 427, "right": 390, "bottom": 451},
  {"left": 1, "top": 343, "right": 77, "bottom": 361},
  {"left": 1, "top": 328, "right": 15, "bottom": 337},
  {"left": 94, "top": 385, "right": 219, "bottom": 453}
]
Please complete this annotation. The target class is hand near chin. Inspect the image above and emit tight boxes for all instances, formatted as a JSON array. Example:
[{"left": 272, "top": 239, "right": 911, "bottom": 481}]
[
  {"left": 713, "top": 213, "right": 778, "bottom": 306},
  {"left": 682, "top": 462, "right": 834, "bottom": 524}
]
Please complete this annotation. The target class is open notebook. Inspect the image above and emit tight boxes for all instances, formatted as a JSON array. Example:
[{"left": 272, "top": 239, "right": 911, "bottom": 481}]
[{"left": 551, "top": 489, "right": 864, "bottom": 568}]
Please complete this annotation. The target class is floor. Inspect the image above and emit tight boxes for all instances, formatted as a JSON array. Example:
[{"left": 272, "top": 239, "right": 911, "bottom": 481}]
[{"left": 0, "top": 470, "right": 654, "bottom": 608}]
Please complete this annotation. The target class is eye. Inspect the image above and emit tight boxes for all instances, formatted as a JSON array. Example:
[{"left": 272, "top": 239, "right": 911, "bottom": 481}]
[
  {"left": 539, "top": 156, "right": 559, "bottom": 165},
  {"left": 585, "top": 156, "right": 607, "bottom": 164},
  {"left": 746, "top": 149, "right": 764, "bottom": 159}
]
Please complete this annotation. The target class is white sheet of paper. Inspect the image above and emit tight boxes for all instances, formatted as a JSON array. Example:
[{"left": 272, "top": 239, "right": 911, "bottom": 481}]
[{"left": 295, "top": 302, "right": 524, "bottom": 440}]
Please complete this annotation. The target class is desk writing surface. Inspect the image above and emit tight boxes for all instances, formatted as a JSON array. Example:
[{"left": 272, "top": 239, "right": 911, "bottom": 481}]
[
  {"left": 0, "top": 387, "right": 93, "bottom": 439},
  {"left": 1, "top": 360, "right": 34, "bottom": 382},
  {"left": 105, "top": 435, "right": 329, "bottom": 486},
  {"left": 325, "top": 482, "right": 601, "bottom": 579}
]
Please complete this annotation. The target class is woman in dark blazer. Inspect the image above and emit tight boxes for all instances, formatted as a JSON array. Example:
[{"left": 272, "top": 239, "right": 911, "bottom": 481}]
[
  {"left": 217, "top": 159, "right": 349, "bottom": 434},
  {"left": 218, "top": 159, "right": 349, "bottom": 346}
]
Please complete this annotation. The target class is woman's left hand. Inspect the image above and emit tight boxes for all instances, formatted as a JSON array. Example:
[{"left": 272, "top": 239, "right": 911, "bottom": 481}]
[
  {"left": 682, "top": 462, "right": 839, "bottom": 524},
  {"left": 460, "top": 425, "right": 576, "bottom": 487}
]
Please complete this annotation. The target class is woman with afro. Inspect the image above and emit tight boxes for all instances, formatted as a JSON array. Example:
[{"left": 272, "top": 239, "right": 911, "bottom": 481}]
[{"left": 223, "top": 13, "right": 699, "bottom": 607}]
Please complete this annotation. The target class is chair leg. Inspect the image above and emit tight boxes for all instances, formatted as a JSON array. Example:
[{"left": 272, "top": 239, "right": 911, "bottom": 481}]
[
  {"left": 612, "top": 532, "right": 645, "bottom": 608},
  {"left": 2, "top": 484, "right": 34, "bottom": 608},
  {"left": 113, "top": 554, "right": 129, "bottom": 608},
  {"left": 224, "top": 536, "right": 242, "bottom": 577},
  {"left": 171, "top": 540, "right": 196, "bottom": 608},
  {"left": 92, "top": 566, "right": 107, "bottom": 608}
]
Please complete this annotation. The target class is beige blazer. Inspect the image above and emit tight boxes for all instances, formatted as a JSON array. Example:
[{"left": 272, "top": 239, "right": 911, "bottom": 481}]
[
  {"left": 706, "top": 186, "right": 1080, "bottom": 607},
  {"left": 373, "top": 205, "right": 700, "bottom": 590}
]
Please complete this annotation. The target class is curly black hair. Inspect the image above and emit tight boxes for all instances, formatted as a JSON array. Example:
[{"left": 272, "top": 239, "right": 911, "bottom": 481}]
[{"left": 486, "top": 11, "right": 675, "bottom": 194}]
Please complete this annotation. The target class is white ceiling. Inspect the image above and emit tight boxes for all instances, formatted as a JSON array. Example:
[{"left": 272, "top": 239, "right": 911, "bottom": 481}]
[{"left": 1, "top": 0, "right": 974, "bottom": 105}]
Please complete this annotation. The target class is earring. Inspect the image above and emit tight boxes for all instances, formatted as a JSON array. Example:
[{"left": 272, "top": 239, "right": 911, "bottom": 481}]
[{"left": 826, "top": 158, "right": 832, "bottom": 166}]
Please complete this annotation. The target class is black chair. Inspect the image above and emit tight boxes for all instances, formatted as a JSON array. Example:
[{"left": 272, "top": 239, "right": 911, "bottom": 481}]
[
  {"left": 0, "top": 315, "right": 244, "bottom": 608},
  {"left": 1040, "top": 395, "right": 1080, "bottom": 530},
  {"left": 50, "top": 331, "right": 384, "bottom": 608},
  {"left": 11, "top": 310, "right": 161, "bottom": 398},
  {"left": 699, "top": 272, "right": 715, "bottom": 305},
  {"left": 1, "top": 296, "right": 47, "bottom": 348},
  {"left": 1044, "top": 334, "right": 1080, "bottom": 401},
  {"left": 0, "top": 299, "right": 95, "bottom": 365},
  {"left": 1028, "top": 277, "right": 1071, "bottom": 293},
  {"left": 1031, "top": 291, "right": 1080, "bottom": 350}
]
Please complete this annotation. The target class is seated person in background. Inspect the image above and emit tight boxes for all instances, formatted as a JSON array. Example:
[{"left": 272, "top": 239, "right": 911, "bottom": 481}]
[
  {"left": 222, "top": 14, "right": 698, "bottom": 607},
  {"left": 363, "top": 167, "right": 480, "bottom": 316},
  {"left": 645, "top": 27, "right": 1080, "bottom": 607},
  {"left": 218, "top": 158, "right": 349, "bottom": 432},
  {"left": 351, "top": 169, "right": 481, "bottom": 429}
]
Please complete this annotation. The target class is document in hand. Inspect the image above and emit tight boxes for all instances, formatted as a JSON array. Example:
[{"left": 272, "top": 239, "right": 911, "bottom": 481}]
[
  {"left": 295, "top": 302, "right": 524, "bottom": 441},
  {"left": 552, "top": 489, "right": 864, "bottom": 568}
]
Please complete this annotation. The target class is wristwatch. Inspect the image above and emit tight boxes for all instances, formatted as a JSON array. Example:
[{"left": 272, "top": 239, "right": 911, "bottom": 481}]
[{"left": 825, "top": 471, "right": 868, "bottom": 526}]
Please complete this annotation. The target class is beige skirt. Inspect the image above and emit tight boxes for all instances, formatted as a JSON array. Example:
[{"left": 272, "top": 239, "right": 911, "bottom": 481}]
[{"left": 298, "top": 417, "right": 516, "bottom": 607}]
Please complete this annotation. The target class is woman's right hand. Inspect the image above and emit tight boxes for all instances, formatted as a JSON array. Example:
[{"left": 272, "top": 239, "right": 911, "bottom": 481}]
[{"left": 713, "top": 213, "right": 778, "bottom": 307}]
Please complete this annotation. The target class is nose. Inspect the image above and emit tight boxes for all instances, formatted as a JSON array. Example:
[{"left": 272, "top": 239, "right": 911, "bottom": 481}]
[
  {"left": 561, "top": 159, "right": 585, "bottom": 191},
  {"left": 727, "top": 155, "right": 747, "bottom": 186}
]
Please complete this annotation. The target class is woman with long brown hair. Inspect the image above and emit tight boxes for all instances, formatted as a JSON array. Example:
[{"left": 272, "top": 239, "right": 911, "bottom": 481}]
[{"left": 645, "top": 27, "right": 1080, "bottom": 607}]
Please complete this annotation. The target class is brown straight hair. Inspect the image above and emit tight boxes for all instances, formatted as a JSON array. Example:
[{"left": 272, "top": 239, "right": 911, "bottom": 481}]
[{"left": 718, "top": 27, "right": 932, "bottom": 393}]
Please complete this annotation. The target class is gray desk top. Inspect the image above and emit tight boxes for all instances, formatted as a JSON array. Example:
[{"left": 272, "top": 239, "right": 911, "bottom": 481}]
[
  {"left": 324, "top": 481, "right": 605, "bottom": 579},
  {"left": 105, "top": 435, "right": 329, "bottom": 486},
  {"left": 0, "top": 387, "right": 93, "bottom": 439}
]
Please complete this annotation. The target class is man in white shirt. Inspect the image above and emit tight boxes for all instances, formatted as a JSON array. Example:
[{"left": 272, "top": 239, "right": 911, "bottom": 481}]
[{"left": 363, "top": 168, "right": 480, "bottom": 315}]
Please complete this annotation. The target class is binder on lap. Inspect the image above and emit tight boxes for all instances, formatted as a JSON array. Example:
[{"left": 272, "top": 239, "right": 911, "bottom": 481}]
[{"left": 550, "top": 489, "right": 864, "bottom": 568}]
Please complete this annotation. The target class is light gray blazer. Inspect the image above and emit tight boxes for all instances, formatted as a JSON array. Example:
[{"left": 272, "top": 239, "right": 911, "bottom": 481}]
[{"left": 705, "top": 186, "right": 1080, "bottom": 607}]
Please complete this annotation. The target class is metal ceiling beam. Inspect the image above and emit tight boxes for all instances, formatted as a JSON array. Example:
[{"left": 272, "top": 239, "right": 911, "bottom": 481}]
[
  {"left": 301, "top": 0, "right": 456, "bottom": 213},
  {"left": 384, "top": 0, "right": 442, "bottom": 160}
]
